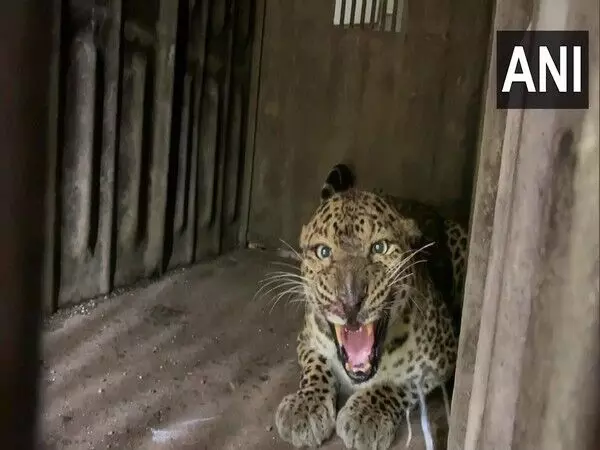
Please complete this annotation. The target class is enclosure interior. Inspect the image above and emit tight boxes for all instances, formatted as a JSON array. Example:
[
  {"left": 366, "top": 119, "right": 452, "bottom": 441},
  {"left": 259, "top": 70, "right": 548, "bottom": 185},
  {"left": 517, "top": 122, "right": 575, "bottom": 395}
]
[{"left": 42, "top": 0, "right": 494, "bottom": 448}]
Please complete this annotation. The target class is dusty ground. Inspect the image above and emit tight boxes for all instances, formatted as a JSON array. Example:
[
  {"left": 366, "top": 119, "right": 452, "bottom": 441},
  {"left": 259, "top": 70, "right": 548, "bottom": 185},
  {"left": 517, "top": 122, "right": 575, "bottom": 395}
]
[{"left": 40, "top": 249, "right": 448, "bottom": 450}]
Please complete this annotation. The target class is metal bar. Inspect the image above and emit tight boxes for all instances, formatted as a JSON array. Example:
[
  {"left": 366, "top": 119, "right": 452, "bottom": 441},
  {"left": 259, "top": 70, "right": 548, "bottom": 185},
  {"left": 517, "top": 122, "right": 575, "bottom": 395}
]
[
  {"left": 333, "top": 0, "right": 341, "bottom": 25},
  {"left": 221, "top": 0, "right": 259, "bottom": 252},
  {"left": 338, "top": 0, "right": 346, "bottom": 26},
  {"left": 369, "top": 0, "right": 377, "bottom": 29},
  {"left": 376, "top": 0, "right": 384, "bottom": 31},
  {"left": 238, "top": 0, "right": 266, "bottom": 248},
  {"left": 0, "top": 1, "right": 52, "bottom": 448},
  {"left": 213, "top": 0, "right": 238, "bottom": 255},
  {"left": 349, "top": 0, "right": 357, "bottom": 27},
  {"left": 360, "top": 0, "right": 367, "bottom": 28},
  {"left": 391, "top": 0, "right": 400, "bottom": 32},
  {"left": 383, "top": 0, "right": 390, "bottom": 31}
]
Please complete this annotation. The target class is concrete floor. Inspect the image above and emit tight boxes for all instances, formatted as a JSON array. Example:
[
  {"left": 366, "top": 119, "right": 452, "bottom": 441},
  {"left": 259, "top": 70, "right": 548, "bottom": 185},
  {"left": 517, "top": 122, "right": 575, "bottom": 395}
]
[{"left": 40, "top": 249, "right": 448, "bottom": 450}]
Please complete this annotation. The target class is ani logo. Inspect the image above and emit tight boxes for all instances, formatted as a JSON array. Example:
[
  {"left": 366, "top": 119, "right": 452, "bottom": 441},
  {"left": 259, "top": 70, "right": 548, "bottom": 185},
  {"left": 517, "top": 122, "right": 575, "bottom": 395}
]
[{"left": 496, "top": 30, "right": 589, "bottom": 109}]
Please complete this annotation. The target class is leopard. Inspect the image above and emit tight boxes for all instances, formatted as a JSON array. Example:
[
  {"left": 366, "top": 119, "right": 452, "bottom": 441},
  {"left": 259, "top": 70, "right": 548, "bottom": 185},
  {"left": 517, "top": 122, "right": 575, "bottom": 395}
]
[{"left": 274, "top": 163, "right": 469, "bottom": 449}]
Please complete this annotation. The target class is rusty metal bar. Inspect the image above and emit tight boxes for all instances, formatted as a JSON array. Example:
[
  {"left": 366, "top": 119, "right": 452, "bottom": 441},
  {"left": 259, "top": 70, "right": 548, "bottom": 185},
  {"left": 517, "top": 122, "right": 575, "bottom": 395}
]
[{"left": 0, "top": 2, "right": 52, "bottom": 448}]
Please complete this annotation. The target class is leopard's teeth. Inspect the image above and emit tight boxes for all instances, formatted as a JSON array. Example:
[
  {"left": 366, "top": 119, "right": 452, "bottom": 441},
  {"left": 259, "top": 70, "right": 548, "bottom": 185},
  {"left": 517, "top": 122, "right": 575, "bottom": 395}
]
[
  {"left": 334, "top": 324, "right": 344, "bottom": 344},
  {"left": 345, "top": 361, "right": 372, "bottom": 373}
]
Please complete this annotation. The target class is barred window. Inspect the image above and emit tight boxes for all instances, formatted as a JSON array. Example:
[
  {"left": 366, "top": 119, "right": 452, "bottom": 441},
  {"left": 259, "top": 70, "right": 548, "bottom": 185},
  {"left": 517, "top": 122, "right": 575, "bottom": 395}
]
[{"left": 333, "top": 0, "right": 404, "bottom": 33}]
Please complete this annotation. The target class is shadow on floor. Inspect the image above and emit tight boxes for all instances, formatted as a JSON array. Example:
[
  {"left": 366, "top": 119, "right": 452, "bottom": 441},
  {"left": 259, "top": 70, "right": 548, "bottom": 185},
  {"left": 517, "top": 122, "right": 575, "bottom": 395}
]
[{"left": 41, "top": 249, "right": 447, "bottom": 450}]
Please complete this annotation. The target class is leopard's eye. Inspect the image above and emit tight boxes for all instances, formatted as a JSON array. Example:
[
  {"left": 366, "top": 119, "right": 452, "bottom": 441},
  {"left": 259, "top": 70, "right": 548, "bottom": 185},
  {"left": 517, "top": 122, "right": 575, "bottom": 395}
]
[
  {"left": 315, "top": 244, "right": 332, "bottom": 260},
  {"left": 371, "top": 240, "right": 389, "bottom": 255}
]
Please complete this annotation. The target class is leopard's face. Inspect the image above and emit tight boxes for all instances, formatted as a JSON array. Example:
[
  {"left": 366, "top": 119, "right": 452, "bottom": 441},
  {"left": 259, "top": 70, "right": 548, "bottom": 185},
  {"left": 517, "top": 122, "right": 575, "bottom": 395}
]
[{"left": 300, "top": 190, "right": 421, "bottom": 382}]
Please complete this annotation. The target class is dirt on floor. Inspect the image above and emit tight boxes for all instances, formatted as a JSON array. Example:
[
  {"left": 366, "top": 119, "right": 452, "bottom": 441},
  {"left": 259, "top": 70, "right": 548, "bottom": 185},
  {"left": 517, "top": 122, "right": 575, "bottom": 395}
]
[{"left": 40, "top": 249, "right": 449, "bottom": 450}]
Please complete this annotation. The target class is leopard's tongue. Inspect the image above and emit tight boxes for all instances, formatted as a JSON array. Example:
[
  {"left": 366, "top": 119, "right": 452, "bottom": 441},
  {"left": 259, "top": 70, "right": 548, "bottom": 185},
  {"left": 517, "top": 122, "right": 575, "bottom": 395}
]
[{"left": 335, "top": 323, "right": 375, "bottom": 369}]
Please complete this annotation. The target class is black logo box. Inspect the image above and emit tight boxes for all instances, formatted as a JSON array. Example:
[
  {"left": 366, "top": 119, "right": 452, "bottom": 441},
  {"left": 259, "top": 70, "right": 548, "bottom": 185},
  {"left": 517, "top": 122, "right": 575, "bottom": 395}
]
[{"left": 496, "top": 30, "right": 589, "bottom": 109}]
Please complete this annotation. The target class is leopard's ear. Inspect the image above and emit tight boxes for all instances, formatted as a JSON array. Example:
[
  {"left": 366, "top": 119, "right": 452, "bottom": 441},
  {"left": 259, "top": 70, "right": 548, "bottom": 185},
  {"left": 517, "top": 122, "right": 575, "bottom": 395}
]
[
  {"left": 401, "top": 217, "right": 422, "bottom": 242},
  {"left": 320, "top": 163, "right": 355, "bottom": 202}
]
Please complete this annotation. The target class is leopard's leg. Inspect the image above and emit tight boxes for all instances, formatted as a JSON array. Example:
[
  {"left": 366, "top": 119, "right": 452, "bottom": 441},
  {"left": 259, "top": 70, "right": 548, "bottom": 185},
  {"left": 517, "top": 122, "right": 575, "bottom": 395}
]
[
  {"left": 275, "top": 330, "right": 338, "bottom": 448},
  {"left": 337, "top": 363, "right": 452, "bottom": 450},
  {"left": 336, "top": 383, "right": 418, "bottom": 450}
]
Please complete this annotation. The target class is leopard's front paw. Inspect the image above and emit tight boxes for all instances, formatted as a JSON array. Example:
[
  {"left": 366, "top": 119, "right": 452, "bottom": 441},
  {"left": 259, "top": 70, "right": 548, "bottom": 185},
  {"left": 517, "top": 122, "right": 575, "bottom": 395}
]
[
  {"left": 275, "top": 388, "right": 336, "bottom": 448},
  {"left": 336, "top": 394, "right": 397, "bottom": 450}
]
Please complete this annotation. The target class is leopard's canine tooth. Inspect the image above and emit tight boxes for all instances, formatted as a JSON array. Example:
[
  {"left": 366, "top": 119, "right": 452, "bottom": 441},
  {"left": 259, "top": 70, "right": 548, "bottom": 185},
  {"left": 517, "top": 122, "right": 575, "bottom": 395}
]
[{"left": 334, "top": 324, "right": 344, "bottom": 344}]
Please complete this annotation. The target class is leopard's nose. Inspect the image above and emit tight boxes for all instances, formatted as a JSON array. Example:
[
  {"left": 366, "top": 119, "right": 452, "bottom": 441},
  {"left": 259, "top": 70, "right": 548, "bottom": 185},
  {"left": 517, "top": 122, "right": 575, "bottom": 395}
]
[
  {"left": 341, "top": 272, "right": 366, "bottom": 307},
  {"left": 342, "top": 302, "right": 363, "bottom": 329}
]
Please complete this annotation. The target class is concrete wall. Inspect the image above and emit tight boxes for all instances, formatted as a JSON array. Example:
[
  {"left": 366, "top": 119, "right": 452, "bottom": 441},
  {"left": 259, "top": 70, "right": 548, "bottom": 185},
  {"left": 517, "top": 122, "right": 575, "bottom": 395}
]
[
  {"left": 48, "top": 0, "right": 257, "bottom": 310},
  {"left": 448, "top": 0, "right": 600, "bottom": 448}
]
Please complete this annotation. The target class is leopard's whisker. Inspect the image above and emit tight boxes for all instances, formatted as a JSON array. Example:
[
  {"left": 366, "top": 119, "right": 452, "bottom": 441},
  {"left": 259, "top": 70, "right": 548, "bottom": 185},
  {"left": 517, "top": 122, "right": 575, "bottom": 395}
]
[
  {"left": 405, "top": 287, "right": 428, "bottom": 318},
  {"left": 387, "top": 259, "right": 426, "bottom": 286},
  {"left": 259, "top": 271, "right": 309, "bottom": 283},
  {"left": 269, "top": 286, "right": 306, "bottom": 313},
  {"left": 254, "top": 278, "right": 296, "bottom": 300},
  {"left": 263, "top": 283, "right": 304, "bottom": 305},
  {"left": 255, "top": 269, "right": 314, "bottom": 300},
  {"left": 254, "top": 279, "right": 306, "bottom": 303},
  {"left": 388, "top": 273, "right": 414, "bottom": 288},
  {"left": 259, "top": 280, "right": 306, "bottom": 302},
  {"left": 278, "top": 238, "right": 302, "bottom": 261},
  {"left": 386, "top": 242, "right": 434, "bottom": 279},
  {"left": 269, "top": 260, "right": 301, "bottom": 271}
]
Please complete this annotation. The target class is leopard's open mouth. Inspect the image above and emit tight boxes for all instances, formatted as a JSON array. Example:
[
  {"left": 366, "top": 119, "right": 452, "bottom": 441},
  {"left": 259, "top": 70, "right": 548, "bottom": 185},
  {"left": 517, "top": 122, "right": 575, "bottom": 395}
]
[{"left": 329, "top": 318, "right": 388, "bottom": 383}]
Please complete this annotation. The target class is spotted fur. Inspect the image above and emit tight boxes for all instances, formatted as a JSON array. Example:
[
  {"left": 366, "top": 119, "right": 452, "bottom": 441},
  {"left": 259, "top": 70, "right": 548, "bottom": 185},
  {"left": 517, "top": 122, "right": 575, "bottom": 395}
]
[{"left": 275, "top": 164, "right": 468, "bottom": 449}]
